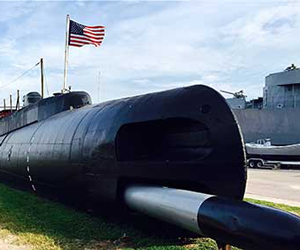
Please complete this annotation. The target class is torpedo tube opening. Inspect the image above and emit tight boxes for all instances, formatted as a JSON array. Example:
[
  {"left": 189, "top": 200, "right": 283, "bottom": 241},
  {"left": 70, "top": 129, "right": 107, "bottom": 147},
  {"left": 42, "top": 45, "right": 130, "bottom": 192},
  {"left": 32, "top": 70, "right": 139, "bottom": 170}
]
[{"left": 115, "top": 117, "right": 212, "bottom": 162}]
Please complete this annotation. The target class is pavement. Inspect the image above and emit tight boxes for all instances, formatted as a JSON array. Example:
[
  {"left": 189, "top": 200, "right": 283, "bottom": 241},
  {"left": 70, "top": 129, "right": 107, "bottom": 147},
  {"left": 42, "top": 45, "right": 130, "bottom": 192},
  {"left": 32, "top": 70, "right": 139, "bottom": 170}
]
[{"left": 245, "top": 168, "right": 300, "bottom": 207}]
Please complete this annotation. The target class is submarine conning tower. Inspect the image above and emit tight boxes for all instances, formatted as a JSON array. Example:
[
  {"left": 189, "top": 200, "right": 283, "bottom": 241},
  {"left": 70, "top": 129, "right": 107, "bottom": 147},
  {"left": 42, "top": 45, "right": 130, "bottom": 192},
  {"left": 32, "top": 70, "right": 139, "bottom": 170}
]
[
  {"left": 264, "top": 66, "right": 300, "bottom": 109},
  {"left": 0, "top": 91, "right": 92, "bottom": 137}
]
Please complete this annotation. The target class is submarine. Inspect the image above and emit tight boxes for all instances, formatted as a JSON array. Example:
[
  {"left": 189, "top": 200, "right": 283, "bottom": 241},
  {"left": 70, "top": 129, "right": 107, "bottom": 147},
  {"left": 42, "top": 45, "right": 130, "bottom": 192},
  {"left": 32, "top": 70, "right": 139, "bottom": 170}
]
[
  {"left": 226, "top": 64, "right": 300, "bottom": 145},
  {"left": 0, "top": 85, "right": 299, "bottom": 250}
]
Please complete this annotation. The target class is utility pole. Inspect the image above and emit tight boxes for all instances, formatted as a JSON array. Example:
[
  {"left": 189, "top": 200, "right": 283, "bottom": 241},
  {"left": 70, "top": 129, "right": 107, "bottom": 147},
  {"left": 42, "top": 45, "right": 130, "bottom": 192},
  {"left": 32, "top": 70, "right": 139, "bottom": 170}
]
[
  {"left": 40, "top": 58, "right": 44, "bottom": 98},
  {"left": 3, "top": 99, "right": 6, "bottom": 110}
]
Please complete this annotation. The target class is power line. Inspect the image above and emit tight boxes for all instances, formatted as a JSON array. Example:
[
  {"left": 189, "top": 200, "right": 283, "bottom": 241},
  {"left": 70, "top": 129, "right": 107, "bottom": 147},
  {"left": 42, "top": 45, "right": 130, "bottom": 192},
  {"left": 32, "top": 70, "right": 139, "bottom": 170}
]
[{"left": 0, "top": 61, "right": 40, "bottom": 91}]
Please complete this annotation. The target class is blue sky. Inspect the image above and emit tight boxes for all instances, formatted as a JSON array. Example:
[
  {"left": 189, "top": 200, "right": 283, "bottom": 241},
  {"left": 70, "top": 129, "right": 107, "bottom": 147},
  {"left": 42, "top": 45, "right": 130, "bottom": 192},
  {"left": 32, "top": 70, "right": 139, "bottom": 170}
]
[{"left": 0, "top": 0, "right": 300, "bottom": 105}]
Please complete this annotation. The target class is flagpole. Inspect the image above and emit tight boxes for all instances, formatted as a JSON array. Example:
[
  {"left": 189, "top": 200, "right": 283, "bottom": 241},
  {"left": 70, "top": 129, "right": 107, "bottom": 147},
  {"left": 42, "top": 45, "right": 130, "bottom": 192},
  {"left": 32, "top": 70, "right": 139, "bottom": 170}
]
[{"left": 63, "top": 14, "right": 70, "bottom": 93}]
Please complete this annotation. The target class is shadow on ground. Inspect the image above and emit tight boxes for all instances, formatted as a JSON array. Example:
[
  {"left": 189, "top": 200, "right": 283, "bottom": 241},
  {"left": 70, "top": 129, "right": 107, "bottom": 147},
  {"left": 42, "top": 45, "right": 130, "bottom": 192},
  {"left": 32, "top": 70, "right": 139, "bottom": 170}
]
[{"left": 0, "top": 183, "right": 219, "bottom": 250}]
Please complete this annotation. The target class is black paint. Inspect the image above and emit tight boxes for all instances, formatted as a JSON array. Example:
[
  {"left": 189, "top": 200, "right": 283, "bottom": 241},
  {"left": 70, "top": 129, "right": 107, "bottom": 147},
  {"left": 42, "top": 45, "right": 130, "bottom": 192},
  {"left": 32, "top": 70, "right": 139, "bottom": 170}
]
[
  {"left": 0, "top": 85, "right": 246, "bottom": 203},
  {"left": 198, "top": 196, "right": 300, "bottom": 250}
]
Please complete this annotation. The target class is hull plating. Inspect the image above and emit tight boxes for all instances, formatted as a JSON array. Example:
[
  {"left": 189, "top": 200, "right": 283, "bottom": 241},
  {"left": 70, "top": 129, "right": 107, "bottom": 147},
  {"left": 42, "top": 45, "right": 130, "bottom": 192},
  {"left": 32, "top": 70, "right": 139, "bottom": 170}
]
[{"left": 0, "top": 85, "right": 246, "bottom": 204}]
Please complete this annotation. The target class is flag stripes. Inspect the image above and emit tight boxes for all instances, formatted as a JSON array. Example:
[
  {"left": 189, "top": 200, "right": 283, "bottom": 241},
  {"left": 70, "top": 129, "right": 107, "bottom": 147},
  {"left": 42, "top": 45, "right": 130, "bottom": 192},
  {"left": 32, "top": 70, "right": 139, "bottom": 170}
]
[{"left": 69, "top": 20, "right": 105, "bottom": 47}]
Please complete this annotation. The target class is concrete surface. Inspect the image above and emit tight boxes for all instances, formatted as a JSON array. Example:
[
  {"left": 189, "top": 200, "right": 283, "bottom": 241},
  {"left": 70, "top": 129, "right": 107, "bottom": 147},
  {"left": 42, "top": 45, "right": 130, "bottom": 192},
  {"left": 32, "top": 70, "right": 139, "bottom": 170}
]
[{"left": 245, "top": 168, "right": 300, "bottom": 207}]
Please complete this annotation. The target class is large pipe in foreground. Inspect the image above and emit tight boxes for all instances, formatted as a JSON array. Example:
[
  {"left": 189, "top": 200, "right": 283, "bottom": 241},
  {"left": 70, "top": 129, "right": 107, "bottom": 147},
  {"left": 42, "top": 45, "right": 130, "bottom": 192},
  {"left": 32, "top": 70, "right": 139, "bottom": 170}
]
[{"left": 124, "top": 185, "right": 300, "bottom": 250}]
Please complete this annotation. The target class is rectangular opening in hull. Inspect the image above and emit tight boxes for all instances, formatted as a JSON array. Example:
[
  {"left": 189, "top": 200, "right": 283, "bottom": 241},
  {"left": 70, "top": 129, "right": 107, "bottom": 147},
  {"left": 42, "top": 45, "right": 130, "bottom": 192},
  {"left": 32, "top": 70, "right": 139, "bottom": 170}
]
[{"left": 116, "top": 118, "right": 211, "bottom": 162}]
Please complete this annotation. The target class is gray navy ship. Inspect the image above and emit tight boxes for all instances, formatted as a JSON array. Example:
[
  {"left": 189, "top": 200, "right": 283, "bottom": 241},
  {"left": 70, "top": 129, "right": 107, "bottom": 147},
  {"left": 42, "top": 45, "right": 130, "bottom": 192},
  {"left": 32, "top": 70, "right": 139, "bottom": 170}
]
[{"left": 226, "top": 64, "right": 300, "bottom": 146}]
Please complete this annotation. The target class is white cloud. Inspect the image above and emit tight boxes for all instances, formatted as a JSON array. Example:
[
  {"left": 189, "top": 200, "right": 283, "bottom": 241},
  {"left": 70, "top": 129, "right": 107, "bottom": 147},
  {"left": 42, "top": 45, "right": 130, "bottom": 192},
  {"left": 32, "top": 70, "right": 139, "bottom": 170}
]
[
  {"left": 0, "top": 0, "right": 300, "bottom": 104},
  {"left": 0, "top": 2, "right": 35, "bottom": 23}
]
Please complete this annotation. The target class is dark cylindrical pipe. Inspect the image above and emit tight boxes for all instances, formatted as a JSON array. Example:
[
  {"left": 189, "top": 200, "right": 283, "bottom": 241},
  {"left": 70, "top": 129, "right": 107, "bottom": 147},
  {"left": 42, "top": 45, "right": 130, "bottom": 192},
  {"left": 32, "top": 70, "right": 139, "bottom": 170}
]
[{"left": 124, "top": 185, "right": 300, "bottom": 250}]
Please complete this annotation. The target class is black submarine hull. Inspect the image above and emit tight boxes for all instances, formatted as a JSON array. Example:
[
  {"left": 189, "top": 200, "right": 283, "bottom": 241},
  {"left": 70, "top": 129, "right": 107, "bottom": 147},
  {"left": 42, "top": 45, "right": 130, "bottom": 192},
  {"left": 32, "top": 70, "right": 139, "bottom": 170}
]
[
  {"left": 0, "top": 85, "right": 246, "bottom": 203},
  {"left": 1, "top": 84, "right": 300, "bottom": 250}
]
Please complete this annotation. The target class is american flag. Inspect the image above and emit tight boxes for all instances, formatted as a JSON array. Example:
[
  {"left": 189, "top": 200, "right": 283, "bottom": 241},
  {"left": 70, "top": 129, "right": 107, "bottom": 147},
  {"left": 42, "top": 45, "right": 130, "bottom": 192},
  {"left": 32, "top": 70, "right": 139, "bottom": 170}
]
[{"left": 69, "top": 20, "right": 105, "bottom": 47}]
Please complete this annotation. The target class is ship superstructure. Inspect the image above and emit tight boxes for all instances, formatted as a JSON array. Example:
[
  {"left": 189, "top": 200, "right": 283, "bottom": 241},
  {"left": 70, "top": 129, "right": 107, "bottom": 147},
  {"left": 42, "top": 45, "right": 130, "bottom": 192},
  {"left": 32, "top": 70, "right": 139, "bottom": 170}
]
[{"left": 226, "top": 65, "right": 300, "bottom": 145}]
